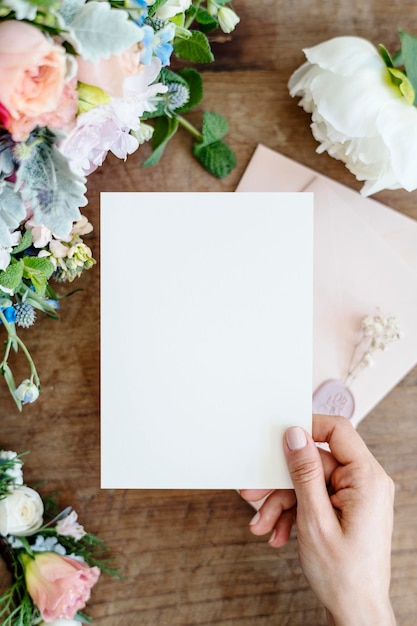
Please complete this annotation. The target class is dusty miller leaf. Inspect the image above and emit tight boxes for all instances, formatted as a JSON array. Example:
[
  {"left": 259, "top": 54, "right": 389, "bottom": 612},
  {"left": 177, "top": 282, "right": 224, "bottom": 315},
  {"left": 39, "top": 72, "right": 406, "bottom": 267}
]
[
  {"left": 16, "top": 131, "right": 86, "bottom": 239},
  {"left": 0, "top": 183, "right": 26, "bottom": 248},
  {"left": 67, "top": 1, "right": 144, "bottom": 62}
]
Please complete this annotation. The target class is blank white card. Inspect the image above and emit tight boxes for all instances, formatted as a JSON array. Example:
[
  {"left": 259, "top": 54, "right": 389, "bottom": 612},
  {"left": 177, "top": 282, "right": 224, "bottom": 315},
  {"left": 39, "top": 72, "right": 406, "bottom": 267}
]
[{"left": 101, "top": 192, "right": 313, "bottom": 489}]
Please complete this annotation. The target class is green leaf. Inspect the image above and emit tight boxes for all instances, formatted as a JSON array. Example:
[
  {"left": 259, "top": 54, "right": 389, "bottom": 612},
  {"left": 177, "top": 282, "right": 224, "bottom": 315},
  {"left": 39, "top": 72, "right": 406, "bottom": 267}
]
[
  {"left": 399, "top": 30, "right": 417, "bottom": 104},
  {"left": 379, "top": 44, "right": 394, "bottom": 68},
  {"left": 0, "top": 260, "right": 24, "bottom": 292},
  {"left": 176, "top": 68, "right": 204, "bottom": 113},
  {"left": 23, "top": 257, "right": 54, "bottom": 296},
  {"left": 173, "top": 30, "right": 214, "bottom": 63},
  {"left": 11, "top": 230, "right": 33, "bottom": 256},
  {"left": 192, "top": 112, "right": 236, "bottom": 178},
  {"left": 193, "top": 140, "right": 236, "bottom": 179},
  {"left": 387, "top": 67, "right": 415, "bottom": 105},
  {"left": 142, "top": 117, "right": 179, "bottom": 167},
  {"left": 201, "top": 111, "right": 229, "bottom": 144},
  {"left": 195, "top": 7, "right": 218, "bottom": 32},
  {"left": 1, "top": 364, "right": 21, "bottom": 411}
]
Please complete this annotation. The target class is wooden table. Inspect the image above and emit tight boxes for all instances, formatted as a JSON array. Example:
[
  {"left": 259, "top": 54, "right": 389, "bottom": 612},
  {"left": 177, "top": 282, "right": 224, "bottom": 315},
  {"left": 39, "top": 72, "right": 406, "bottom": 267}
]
[{"left": 1, "top": 2, "right": 417, "bottom": 624}]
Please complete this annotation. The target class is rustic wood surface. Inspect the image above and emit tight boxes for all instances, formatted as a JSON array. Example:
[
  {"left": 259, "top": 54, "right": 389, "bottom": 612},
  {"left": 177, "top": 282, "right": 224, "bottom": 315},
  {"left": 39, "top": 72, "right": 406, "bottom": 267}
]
[{"left": 1, "top": 1, "right": 417, "bottom": 624}]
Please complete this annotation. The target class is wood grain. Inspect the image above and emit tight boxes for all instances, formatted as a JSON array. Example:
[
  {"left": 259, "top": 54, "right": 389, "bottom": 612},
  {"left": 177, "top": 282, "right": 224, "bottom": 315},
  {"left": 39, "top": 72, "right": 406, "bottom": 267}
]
[{"left": 1, "top": 2, "right": 417, "bottom": 624}]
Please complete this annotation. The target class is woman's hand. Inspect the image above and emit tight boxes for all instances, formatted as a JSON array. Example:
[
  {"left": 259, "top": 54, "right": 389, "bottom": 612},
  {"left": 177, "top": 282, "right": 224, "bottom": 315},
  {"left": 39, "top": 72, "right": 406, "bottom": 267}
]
[{"left": 240, "top": 414, "right": 396, "bottom": 626}]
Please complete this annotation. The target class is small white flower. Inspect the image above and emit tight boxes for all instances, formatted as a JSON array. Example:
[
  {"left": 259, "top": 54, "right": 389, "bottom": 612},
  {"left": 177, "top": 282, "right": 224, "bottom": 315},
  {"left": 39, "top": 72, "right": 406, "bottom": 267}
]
[
  {"left": 153, "top": 0, "right": 192, "bottom": 19},
  {"left": 31, "top": 534, "right": 67, "bottom": 555},
  {"left": 56, "top": 510, "right": 86, "bottom": 540},
  {"left": 0, "top": 231, "right": 22, "bottom": 271},
  {"left": 14, "top": 379, "right": 40, "bottom": 405},
  {"left": 0, "top": 450, "right": 23, "bottom": 485},
  {"left": 217, "top": 7, "right": 240, "bottom": 33},
  {"left": 288, "top": 36, "right": 417, "bottom": 195}
]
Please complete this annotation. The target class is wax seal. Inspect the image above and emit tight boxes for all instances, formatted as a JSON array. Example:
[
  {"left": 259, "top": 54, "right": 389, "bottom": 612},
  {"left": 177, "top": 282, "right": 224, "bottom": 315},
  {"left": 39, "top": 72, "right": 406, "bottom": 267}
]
[{"left": 312, "top": 379, "right": 355, "bottom": 420}]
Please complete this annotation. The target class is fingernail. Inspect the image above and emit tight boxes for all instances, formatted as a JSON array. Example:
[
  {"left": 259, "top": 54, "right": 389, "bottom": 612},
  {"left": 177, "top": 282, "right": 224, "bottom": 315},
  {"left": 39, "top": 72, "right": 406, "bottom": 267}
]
[
  {"left": 249, "top": 511, "right": 261, "bottom": 526},
  {"left": 268, "top": 529, "right": 277, "bottom": 545},
  {"left": 286, "top": 427, "right": 307, "bottom": 451}
]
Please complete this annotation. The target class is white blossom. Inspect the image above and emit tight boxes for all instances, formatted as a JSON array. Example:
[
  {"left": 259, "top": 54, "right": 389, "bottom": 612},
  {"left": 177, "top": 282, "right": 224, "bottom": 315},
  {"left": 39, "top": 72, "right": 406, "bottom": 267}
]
[{"left": 288, "top": 36, "right": 417, "bottom": 195}]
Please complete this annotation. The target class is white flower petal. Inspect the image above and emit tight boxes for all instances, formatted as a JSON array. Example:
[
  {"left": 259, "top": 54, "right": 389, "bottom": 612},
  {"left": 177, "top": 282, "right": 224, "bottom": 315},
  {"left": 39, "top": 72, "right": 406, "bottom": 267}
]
[
  {"left": 377, "top": 99, "right": 417, "bottom": 191},
  {"left": 303, "top": 36, "right": 380, "bottom": 76},
  {"left": 308, "top": 66, "right": 401, "bottom": 137}
]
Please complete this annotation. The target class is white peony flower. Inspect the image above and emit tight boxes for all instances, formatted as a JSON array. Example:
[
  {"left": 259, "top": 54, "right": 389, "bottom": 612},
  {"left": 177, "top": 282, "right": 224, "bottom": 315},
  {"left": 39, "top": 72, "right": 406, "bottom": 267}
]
[
  {"left": 288, "top": 36, "right": 417, "bottom": 196},
  {"left": 0, "top": 485, "right": 44, "bottom": 536}
]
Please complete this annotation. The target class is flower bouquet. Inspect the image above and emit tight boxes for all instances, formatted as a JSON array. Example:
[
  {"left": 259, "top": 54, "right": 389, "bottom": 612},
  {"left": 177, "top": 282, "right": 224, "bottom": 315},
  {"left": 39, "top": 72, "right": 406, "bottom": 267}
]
[
  {"left": 288, "top": 30, "right": 417, "bottom": 196},
  {"left": 0, "top": 0, "right": 239, "bottom": 409},
  {"left": 0, "top": 449, "right": 118, "bottom": 624}
]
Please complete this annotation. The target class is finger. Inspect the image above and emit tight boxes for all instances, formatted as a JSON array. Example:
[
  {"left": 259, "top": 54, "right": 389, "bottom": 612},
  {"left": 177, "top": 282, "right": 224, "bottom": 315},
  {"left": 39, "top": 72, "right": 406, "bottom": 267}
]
[
  {"left": 248, "top": 489, "right": 296, "bottom": 536},
  {"left": 284, "top": 426, "right": 337, "bottom": 524},
  {"left": 312, "top": 414, "right": 376, "bottom": 466},
  {"left": 319, "top": 446, "right": 340, "bottom": 484},
  {"left": 239, "top": 489, "right": 274, "bottom": 505},
  {"left": 268, "top": 507, "right": 297, "bottom": 548}
]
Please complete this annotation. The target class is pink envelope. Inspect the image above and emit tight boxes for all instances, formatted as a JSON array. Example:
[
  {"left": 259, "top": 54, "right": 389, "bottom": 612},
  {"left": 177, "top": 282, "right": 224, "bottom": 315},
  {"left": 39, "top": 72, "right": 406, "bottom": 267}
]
[{"left": 236, "top": 145, "right": 417, "bottom": 427}]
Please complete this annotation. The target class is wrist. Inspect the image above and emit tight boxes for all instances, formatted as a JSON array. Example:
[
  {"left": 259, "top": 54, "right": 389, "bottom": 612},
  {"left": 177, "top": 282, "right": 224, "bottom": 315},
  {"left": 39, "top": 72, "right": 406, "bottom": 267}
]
[{"left": 326, "top": 599, "right": 396, "bottom": 626}]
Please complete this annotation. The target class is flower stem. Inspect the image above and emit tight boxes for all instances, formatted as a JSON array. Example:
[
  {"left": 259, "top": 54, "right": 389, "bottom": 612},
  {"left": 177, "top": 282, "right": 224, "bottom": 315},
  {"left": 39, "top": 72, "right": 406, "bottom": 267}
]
[
  {"left": 176, "top": 114, "right": 203, "bottom": 142},
  {"left": 185, "top": 0, "right": 202, "bottom": 29},
  {"left": 0, "top": 309, "right": 40, "bottom": 389}
]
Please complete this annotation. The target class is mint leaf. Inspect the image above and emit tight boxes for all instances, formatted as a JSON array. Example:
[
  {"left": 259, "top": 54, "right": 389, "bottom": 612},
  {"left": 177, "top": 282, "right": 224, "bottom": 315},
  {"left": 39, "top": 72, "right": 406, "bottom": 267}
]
[
  {"left": 192, "top": 112, "right": 236, "bottom": 178},
  {"left": 173, "top": 31, "right": 214, "bottom": 63},
  {"left": 11, "top": 230, "right": 33, "bottom": 256},
  {"left": 399, "top": 30, "right": 417, "bottom": 104},
  {"left": 23, "top": 257, "right": 54, "bottom": 296},
  {"left": 142, "top": 117, "right": 179, "bottom": 167},
  {"left": 195, "top": 8, "right": 218, "bottom": 32},
  {"left": 193, "top": 140, "right": 236, "bottom": 179},
  {"left": 200, "top": 111, "right": 229, "bottom": 144},
  {"left": 0, "top": 260, "right": 24, "bottom": 292}
]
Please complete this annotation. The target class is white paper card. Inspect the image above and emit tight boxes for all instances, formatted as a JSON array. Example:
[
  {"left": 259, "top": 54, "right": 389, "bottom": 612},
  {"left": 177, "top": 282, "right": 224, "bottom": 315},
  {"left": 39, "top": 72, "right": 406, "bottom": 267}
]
[{"left": 100, "top": 192, "right": 313, "bottom": 489}]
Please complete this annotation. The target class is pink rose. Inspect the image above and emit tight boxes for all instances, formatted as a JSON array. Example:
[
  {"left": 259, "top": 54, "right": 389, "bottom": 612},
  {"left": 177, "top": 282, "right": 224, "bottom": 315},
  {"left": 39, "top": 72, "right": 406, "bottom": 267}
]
[
  {"left": 21, "top": 552, "right": 100, "bottom": 622},
  {"left": 77, "top": 44, "right": 142, "bottom": 98},
  {"left": 0, "top": 21, "right": 70, "bottom": 141}
]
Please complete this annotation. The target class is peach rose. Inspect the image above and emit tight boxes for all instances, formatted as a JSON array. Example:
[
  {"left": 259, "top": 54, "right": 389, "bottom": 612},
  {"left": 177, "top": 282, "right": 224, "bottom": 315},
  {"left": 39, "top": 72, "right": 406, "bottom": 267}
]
[
  {"left": 76, "top": 44, "right": 142, "bottom": 98},
  {"left": 21, "top": 552, "right": 100, "bottom": 622},
  {"left": 0, "top": 20, "right": 69, "bottom": 141}
]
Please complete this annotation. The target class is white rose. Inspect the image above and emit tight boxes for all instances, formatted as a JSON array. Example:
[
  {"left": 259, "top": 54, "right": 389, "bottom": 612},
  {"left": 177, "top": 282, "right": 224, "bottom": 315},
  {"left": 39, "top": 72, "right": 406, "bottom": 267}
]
[
  {"left": 153, "top": 0, "right": 192, "bottom": 19},
  {"left": 288, "top": 36, "right": 417, "bottom": 196},
  {"left": 0, "top": 485, "right": 44, "bottom": 536}
]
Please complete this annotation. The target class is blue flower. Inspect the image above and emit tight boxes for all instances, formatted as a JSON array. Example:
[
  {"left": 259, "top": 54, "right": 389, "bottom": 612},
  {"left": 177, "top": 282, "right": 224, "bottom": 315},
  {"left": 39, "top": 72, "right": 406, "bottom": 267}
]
[
  {"left": 128, "top": 0, "right": 148, "bottom": 26},
  {"left": 138, "top": 24, "right": 155, "bottom": 65},
  {"left": 151, "top": 23, "right": 175, "bottom": 66},
  {"left": 0, "top": 305, "right": 16, "bottom": 323}
]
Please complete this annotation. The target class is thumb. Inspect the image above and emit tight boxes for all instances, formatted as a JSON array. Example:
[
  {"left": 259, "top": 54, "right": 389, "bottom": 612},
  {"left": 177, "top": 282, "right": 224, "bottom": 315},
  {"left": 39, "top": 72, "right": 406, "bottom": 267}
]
[{"left": 284, "top": 427, "right": 335, "bottom": 520}]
